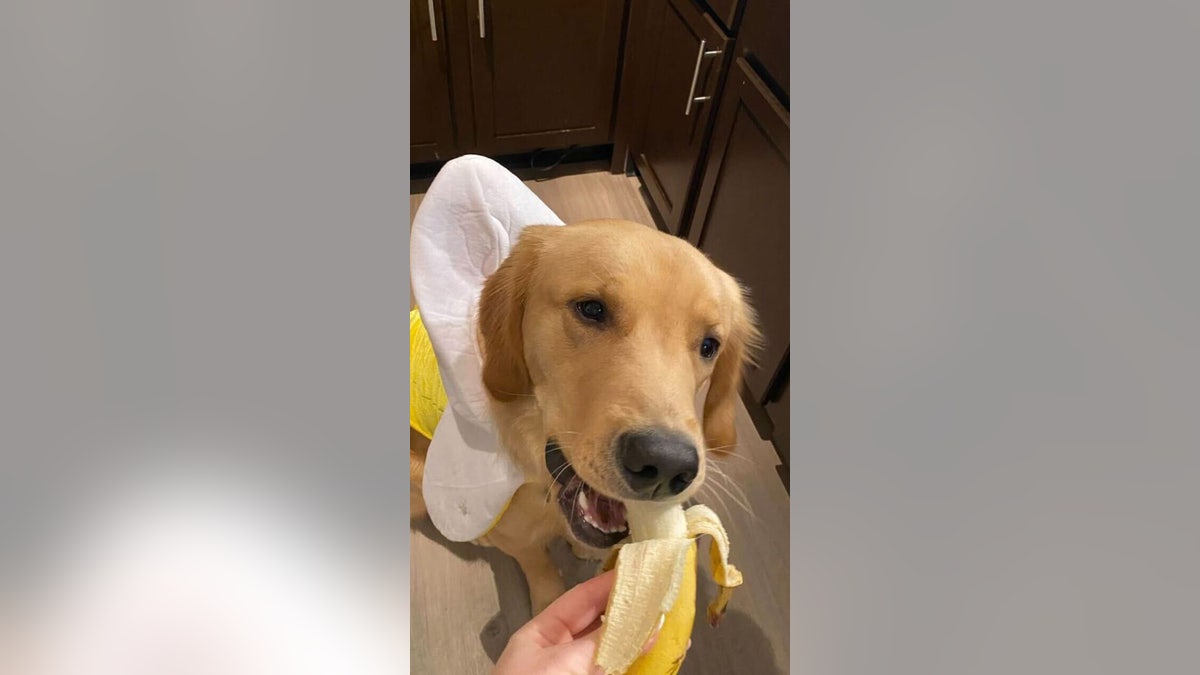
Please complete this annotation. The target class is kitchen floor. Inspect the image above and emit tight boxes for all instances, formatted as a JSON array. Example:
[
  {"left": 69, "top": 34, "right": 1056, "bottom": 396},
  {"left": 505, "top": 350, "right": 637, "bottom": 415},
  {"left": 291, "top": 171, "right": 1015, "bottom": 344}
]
[{"left": 409, "top": 166, "right": 790, "bottom": 674}]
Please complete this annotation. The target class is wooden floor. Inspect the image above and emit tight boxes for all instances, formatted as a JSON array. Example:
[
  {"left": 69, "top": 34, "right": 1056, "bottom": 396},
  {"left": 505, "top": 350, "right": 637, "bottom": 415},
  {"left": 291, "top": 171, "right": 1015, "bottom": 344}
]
[{"left": 409, "top": 167, "right": 790, "bottom": 674}]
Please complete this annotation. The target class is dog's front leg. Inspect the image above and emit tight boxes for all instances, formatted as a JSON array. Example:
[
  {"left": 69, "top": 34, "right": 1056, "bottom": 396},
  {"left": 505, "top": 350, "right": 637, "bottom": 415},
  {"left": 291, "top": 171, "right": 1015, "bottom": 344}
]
[{"left": 484, "top": 483, "right": 567, "bottom": 615}]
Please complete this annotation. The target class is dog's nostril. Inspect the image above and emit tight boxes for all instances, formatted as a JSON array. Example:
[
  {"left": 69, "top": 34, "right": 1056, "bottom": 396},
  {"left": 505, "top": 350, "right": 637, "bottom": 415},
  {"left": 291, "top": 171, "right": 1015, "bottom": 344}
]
[
  {"left": 669, "top": 472, "right": 695, "bottom": 495},
  {"left": 617, "top": 430, "right": 699, "bottom": 500}
]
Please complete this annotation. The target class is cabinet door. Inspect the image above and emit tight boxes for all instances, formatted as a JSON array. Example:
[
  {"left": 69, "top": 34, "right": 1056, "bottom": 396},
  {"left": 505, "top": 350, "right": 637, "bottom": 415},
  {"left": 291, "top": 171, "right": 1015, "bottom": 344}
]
[
  {"left": 411, "top": 0, "right": 457, "bottom": 163},
  {"left": 467, "top": 0, "right": 625, "bottom": 156},
  {"left": 629, "top": 0, "right": 732, "bottom": 235},
  {"left": 689, "top": 57, "right": 789, "bottom": 403}
]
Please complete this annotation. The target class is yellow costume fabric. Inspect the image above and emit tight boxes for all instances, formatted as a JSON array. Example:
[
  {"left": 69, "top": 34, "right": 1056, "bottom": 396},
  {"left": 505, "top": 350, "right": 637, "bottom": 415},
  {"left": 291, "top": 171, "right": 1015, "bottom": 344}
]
[{"left": 410, "top": 308, "right": 447, "bottom": 440}]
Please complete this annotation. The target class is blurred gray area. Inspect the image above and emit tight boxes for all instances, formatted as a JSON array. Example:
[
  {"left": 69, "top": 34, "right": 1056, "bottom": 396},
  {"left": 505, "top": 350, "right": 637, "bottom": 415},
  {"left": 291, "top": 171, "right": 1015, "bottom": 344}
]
[
  {"left": 0, "top": 0, "right": 409, "bottom": 585},
  {"left": 792, "top": 2, "right": 1200, "bottom": 674}
]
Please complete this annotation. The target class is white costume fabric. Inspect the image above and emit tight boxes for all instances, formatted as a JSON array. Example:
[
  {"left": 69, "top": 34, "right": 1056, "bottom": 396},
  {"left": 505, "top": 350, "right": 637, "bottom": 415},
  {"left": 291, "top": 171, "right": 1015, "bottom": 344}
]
[{"left": 410, "top": 155, "right": 565, "bottom": 542}]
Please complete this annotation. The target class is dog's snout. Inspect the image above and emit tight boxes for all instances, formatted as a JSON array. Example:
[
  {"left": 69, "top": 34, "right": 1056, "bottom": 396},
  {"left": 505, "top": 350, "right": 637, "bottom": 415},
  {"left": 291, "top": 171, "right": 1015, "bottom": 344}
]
[{"left": 617, "top": 430, "right": 699, "bottom": 499}]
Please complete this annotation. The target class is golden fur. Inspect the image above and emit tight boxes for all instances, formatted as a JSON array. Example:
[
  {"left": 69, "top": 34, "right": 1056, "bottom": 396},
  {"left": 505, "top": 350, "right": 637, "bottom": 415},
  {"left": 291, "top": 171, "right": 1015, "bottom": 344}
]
[{"left": 411, "top": 219, "right": 758, "bottom": 613}]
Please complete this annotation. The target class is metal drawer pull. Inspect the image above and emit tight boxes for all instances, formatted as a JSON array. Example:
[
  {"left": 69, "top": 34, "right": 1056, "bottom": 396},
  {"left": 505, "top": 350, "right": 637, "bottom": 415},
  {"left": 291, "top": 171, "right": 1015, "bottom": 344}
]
[
  {"left": 428, "top": 0, "right": 438, "bottom": 41},
  {"left": 684, "top": 40, "right": 722, "bottom": 116},
  {"left": 479, "top": 0, "right": 486, "bottom": 38}
]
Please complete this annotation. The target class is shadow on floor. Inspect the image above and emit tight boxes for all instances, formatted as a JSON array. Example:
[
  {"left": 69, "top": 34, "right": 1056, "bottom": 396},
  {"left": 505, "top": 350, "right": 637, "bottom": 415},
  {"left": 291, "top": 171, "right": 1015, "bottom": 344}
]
[
  {"left": 681, "top": 576, "right": 786, "bottom": 675},
  {"left": 411, "top": 516, "right": 602, "bottom": 665}
]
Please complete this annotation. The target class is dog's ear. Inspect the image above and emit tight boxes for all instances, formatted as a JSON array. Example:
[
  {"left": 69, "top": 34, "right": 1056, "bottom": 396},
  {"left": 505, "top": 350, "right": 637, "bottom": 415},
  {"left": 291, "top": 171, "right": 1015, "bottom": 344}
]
[
  {"left": 478, "top": 226, "right": 553, "bottom": 402},
  {"left": 703, "top": 276, "right": 762, "bottom": 454}
]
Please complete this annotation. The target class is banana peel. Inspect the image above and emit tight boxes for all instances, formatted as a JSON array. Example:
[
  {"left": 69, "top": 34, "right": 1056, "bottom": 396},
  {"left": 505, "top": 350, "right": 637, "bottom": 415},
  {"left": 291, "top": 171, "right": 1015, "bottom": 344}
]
[{"left": 594, "top": 503, "right": 743, "bottom": 675}]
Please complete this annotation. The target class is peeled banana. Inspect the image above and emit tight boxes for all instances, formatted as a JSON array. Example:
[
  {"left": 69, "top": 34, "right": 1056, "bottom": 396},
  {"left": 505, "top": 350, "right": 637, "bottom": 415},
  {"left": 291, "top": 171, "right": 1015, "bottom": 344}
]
[{"left": 594, "top": 502, "right": 743, "bottom": 675}]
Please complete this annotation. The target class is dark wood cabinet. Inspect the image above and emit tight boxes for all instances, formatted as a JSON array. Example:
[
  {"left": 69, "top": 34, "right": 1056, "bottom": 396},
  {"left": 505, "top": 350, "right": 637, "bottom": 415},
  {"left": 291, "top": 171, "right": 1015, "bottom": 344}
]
[
  {"left": 467, "top": 0, "right": 626, "bottom": 155},
  {"left": 613, "top": 0, "right": 790, "bottom": 465},
  {"left": 409, "top": 0, "right": 627, "bottom": 161},
  {"left": 410, "top": 0, "right": 457, "bottom": 163},
  {"left": 627, "top": 0, "right": 733, "bottom": 235},
  {"left": 688, "top": 56, "right": 789, "bottom": 414}
]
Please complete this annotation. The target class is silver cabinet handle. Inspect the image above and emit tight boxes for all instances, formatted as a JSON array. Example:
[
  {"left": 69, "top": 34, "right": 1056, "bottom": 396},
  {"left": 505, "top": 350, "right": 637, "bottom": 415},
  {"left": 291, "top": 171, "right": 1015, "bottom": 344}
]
[
  {"left": 478, "top": 0, "right": 486, "bottom": 38},
  {"left": 684, "top": 40, "right": 723, "bottom": 116},
  {"left": 428, "top": 0, "right": 438, "bottom": 41}
]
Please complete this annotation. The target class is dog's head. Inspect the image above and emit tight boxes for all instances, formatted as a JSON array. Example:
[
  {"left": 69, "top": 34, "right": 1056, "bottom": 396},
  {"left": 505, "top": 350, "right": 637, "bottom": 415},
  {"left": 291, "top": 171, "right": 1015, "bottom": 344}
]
[{"left": 477, "top": 219, "right": 759, "bottom": 547}]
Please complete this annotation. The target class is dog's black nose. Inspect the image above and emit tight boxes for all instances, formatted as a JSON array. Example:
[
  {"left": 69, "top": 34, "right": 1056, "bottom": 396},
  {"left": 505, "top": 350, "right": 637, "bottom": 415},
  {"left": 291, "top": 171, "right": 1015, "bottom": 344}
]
[{"left": 617, "top": 430, "right": 699, "bottom": 499}]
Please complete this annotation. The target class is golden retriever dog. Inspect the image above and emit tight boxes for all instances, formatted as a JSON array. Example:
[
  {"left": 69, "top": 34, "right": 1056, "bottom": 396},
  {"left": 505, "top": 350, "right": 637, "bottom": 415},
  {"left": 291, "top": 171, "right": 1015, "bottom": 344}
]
[{"left": 411, "top": 218, "right": 759, "bottom": 613}]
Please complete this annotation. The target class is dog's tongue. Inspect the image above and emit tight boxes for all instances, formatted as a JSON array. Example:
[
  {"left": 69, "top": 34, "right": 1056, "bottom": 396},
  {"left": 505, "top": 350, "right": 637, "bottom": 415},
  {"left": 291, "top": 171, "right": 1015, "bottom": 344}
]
[{"left": 584, "top": 489, "right": 628, "bottom": 532}]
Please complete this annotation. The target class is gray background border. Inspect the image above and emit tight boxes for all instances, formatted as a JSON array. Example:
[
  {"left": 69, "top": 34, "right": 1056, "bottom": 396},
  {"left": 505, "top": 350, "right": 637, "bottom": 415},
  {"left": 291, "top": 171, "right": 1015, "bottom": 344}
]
[{"left": 2, "top": 1, "right": 1199, "bottom": 673}]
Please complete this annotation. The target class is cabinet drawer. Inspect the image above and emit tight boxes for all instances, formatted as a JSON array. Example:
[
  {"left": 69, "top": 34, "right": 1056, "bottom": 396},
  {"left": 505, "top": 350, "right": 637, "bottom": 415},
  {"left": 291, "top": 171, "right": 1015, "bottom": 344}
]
[{"left": 630, "top": 0, "right": 733, "bottom": 234}]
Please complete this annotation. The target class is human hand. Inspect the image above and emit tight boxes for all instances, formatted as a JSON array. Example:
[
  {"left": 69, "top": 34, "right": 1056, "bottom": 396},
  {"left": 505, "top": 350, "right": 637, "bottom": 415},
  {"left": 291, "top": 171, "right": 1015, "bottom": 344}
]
[{"left": 493, "top": 570, "right": 678, "bottom": 675}]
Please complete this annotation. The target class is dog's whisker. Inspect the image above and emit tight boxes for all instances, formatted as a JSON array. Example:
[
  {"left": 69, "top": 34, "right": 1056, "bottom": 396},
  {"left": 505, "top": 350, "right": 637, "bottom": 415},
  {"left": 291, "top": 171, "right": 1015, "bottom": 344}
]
[
  {"left": 566, "top": 476, "right": 582, "bottom": 531},
  {"left": 544, "top": 462, "right": 574, "bottom": 502},
  {"left": 712, "top": 451, "right": 755, "bottom": 465},
  {"left": 706, "top": 476, "right": 757, "bottom": 522},
  {"left": 550, "top": 464, "right": 571, "bottom": 481},
  {"left": 699, "top": 483, "right": 734, "bottom": 523},
  {"left": 705, "top": 463, "right": 756, "bottom": 514},
  {"left": 701, "top": 466, "right": 756, "bottom": 520},
  {"left": 702, "top": 478, "right": 754, "bottom": 521}
]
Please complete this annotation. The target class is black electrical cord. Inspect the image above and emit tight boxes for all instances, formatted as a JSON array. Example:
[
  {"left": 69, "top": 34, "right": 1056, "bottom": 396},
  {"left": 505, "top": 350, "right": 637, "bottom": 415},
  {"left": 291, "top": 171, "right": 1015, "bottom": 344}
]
[{"left": 529, "top": 144, "right": 578, "bottom": 180}]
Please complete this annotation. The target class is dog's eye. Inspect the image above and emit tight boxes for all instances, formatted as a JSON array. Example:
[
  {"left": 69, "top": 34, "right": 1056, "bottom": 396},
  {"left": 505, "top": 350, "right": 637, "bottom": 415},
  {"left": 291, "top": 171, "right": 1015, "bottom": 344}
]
[
  {"left": 575, "top": 299, "right": 607, "bottom": 323},
  {"left": 700, "top": 337, "right": 720, "bottom": 359}
]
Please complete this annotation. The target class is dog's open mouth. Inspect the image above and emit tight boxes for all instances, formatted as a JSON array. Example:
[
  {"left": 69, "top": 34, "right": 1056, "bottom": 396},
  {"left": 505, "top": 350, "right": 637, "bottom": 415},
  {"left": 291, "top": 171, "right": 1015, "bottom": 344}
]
[{"left": 545, "top": 441, "right": 629, "bottom": 548}]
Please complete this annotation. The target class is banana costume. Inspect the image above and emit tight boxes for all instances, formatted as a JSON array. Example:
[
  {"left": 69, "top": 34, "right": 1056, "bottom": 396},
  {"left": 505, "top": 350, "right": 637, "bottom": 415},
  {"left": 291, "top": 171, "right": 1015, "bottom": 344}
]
[
  {"left": 409, "top": 309, "right": 445, "bottom": 441},
  {"left": 410, "top": 155, "right": 564, "bottom": 542}
]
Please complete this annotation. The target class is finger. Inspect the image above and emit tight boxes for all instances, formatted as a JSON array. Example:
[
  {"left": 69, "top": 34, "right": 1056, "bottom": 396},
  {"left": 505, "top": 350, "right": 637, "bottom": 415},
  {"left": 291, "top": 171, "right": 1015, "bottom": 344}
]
[
  {"left": 558, "top": 618, "right": 661, "bottom": 674},
  {"left": 536, "top": 623, "right": 608, "bottom": 675},
  {"left": 525, "top": 571, "right": 617, "bottom": 643}
]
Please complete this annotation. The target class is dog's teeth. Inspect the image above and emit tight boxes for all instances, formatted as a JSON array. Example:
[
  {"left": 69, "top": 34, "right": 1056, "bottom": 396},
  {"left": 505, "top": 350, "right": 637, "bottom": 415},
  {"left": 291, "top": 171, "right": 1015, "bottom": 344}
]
[{"left": 577, "top": 491, "right": 588, "bottom": 512}]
